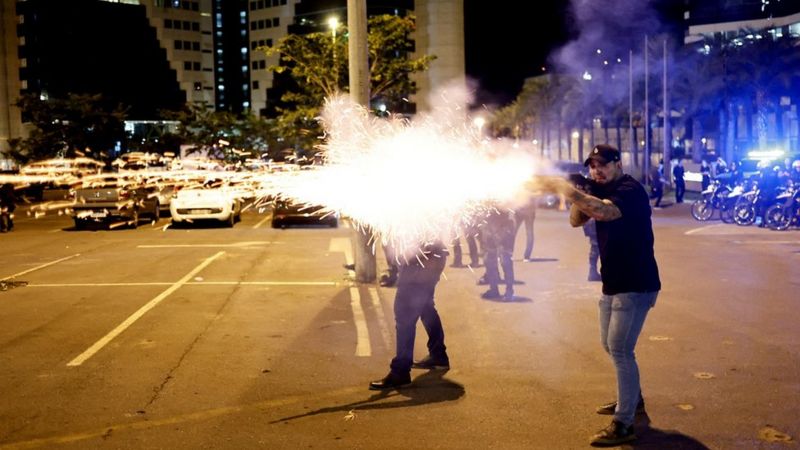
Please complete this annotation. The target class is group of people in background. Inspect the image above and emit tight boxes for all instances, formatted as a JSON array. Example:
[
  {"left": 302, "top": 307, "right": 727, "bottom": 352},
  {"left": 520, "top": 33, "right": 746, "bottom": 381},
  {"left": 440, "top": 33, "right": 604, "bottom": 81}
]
[{"left": 372, "top": 144, "right": 660, "bottom": 447}]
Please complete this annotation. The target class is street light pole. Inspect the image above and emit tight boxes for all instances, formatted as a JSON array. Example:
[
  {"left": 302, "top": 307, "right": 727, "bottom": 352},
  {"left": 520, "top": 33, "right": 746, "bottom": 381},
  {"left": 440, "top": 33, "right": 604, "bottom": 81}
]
[{"left": 347, "top": 0, "right": 375, "bottom": 283}]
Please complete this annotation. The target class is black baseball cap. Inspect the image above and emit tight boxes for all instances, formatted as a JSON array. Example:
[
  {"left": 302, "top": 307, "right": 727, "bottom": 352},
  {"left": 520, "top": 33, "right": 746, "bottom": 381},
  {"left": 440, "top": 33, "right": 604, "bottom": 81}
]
[{"left": 584, "top": 144, "right": 621, "bottom": 166}]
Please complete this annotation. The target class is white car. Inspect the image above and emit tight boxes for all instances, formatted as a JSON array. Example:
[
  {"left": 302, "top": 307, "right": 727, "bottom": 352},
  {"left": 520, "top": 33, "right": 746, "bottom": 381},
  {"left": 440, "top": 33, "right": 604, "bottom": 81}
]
[{"left": 169, "top": 183, "right": 242, "bottom": 227}]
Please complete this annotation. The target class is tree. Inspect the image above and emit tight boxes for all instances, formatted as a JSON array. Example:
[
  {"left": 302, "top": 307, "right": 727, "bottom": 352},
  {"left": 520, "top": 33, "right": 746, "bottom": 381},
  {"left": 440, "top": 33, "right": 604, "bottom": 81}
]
[
  {"left": 163, "top": 103, "right": 280, "bottom": 163},
  {"left": 9, "top": 93, "right": 127, "bottom": 163},
  {"left": 263, "top": 14, "right": 435, "bottom": 150}
]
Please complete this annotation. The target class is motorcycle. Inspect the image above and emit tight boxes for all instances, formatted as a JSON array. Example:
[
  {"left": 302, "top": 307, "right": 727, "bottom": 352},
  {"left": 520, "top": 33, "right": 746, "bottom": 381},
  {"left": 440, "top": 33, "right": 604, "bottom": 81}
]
[
  {"left": 691, "top": 180, "right": 734, "bottom": 221},
  {"left": 765, "top": 185, "right": 799, "bottom": 231}
]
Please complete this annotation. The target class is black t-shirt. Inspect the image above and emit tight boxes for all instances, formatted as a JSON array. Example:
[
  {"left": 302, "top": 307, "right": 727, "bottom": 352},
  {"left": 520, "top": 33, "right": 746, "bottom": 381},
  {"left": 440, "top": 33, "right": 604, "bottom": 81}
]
[{"left": 592, "top": 174, "right": 661, "bottom": 295}]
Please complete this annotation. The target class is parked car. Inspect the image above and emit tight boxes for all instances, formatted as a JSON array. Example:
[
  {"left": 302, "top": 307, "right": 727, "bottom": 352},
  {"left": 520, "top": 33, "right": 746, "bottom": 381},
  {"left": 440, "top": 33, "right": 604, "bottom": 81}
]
[
  {"left": 72, "top": 175, "right": 159, "bottom": 229},
  {"left": 271, "top": 199, "right": 338, "bottom": 228},
  {"left": 169, "top": 180, "right": 242, "bottom": 227}
]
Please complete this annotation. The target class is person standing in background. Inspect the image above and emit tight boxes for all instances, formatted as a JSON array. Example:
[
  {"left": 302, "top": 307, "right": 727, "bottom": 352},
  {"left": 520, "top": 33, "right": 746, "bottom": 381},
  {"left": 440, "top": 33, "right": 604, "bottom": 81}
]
[{"left": 672, "top": 159, "right": 685, "bottom": 204}]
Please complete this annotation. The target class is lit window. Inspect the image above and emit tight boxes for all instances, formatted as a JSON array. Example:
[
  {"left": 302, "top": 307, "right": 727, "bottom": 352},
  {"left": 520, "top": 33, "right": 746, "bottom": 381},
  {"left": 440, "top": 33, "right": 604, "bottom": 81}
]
[
  {"left": 243, "top": 101, "right": 250, "bottom": 108},
  {"left": 243, "top": 65, "right": 249, "bottom": 72},
  {"left": 219, "top": 85, "right": 225, "bottom": 91},
  {"left": 240, "top": 47, "right": 247, "bottom": 54}
]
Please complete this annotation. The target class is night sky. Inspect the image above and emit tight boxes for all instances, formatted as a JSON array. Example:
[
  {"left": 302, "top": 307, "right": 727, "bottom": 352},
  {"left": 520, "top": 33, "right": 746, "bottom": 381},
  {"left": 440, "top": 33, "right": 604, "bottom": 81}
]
[
  {"left": 463, "top": 0, "right": 685, "bottom": 109},
  {"left": 463, "top": 0, "right": 573, "bottom": 108}
]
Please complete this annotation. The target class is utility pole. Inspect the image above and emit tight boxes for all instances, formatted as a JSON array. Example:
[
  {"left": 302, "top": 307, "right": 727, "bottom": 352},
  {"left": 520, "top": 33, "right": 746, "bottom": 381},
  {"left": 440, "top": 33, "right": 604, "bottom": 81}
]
[
  {"left": 644, "top": 35, "right": 650, "bottom": 186},
  {"left": 348, "top": 0, "right": 376, "bottom": 283},
  {"left": 629, "top": 49, "right": 636, "bottom": 168},
  {"left": 662, "top": 38, "right": 671, "bottom": 185}
]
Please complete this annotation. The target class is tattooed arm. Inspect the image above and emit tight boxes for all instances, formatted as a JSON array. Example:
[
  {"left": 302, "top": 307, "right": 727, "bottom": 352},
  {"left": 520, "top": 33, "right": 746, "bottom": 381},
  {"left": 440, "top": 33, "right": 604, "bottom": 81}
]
[
  {"left": 565, "top": 187, "right": 621, "bottom": 225},
  {"left": 529, "top": 176, "right": 622, "bottom": 227}
]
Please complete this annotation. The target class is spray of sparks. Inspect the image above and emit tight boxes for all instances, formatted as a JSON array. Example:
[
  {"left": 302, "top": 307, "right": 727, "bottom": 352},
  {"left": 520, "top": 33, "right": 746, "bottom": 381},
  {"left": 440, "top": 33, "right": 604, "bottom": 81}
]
[
  {"left": 2, "top": 95, "right": 556, "bottom": 256},
  {"left": 269, "top": 95, "right": 546, "bottom": 256}
]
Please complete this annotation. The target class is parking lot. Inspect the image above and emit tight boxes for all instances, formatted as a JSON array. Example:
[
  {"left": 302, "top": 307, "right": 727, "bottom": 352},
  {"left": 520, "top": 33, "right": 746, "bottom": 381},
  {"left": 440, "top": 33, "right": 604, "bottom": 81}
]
[{"left": 1, "top": 205, "right": 799, "bottom": 449}]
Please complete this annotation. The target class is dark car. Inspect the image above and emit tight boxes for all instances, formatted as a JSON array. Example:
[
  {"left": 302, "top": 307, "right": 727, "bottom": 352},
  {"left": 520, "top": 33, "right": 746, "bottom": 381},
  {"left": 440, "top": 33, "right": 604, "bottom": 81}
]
[{"left": 271, "top": 200, "right": 338, "bottom": 228}]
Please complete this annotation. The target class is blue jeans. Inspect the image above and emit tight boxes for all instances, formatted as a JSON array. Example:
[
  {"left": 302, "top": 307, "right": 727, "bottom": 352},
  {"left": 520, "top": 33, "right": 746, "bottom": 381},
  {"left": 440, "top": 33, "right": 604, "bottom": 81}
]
[
  {"left": 389, "top": 255, "right": 448, "bottom": 375},
  {"left": 598, "top": 291, "right": 658, "bottom": 426}
]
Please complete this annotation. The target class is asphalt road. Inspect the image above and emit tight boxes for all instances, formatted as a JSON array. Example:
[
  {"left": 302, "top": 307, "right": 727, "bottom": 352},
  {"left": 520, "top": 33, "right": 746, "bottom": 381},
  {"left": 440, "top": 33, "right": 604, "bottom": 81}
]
[{"left": 0, "top": 202, "right": 798, "bottom": 449}]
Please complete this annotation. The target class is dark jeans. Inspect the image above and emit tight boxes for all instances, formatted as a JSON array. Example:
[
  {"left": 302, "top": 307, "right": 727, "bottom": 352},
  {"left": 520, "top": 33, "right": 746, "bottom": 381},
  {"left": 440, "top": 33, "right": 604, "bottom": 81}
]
[
  {"left": 389, "top": 255, "right": 448, "bottom": 375},
  {"left": 452, "top": 225, "right": 479, "bottom": 266},
  {"left": 674, "top": 180, "right": 685, "bottom": 203},
  {"left": 651, "top": 185, "right": 663, "bottom": 206},
  {"left": 483, "top": 229, "right": 514, "bottom": 293}
]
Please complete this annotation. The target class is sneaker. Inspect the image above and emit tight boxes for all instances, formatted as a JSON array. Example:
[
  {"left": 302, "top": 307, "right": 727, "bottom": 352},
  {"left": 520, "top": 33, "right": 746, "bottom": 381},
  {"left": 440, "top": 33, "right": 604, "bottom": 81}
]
[
  {"left": 477, "top": 276, "right": 489, "bottom": 286},
  {"left": 343, "top": 263, "right": 355, "bottom": 271},
  {"left": 588, "top": 272, "right": 602, "bottom": 282},
  {"left": 412, "top": 354, "right": 450, "bottom": 370},
  {"left": 481, "top": 289, "right": 501, "bottom": 300},
  {"left": 369, "top": 372, "right": 411, "bottom": 390},
  {"left": 596, "top": 398, "right": 645, "bottom": 415},
  {"left": 590, "top": 420, "right": 636, "bottom": 446},
  {"left": 502, "top": 290, "right": 514, "bottom": 301}
]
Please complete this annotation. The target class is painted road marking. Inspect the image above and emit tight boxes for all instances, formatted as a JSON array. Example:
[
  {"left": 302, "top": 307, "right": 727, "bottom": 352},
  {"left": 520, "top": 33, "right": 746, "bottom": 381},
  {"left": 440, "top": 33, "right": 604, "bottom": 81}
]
[
  {"left": 368, "top": 287, "right": 392, "bottom": 350},
  {"left": 684, "top": 224, "right": 726, "bottom": 235},
  {"left": 27, "top": 281, "right": 337, "bottom": 287},
  {"left": 252, "top": 213, "right": 272, "bottom": 229},
  {"left": 66, "top": 251, "right": 225, "bottom": 367},
  {"left": 136, "top": 242, "right": 275, "bottom": 248},
  {"left": 1, "top": 254, "right": 81, "bottom": 281},
  {"left": 349, "top": 287, "right": 371, "bottom": 357},
  {"left": 27, "top": 281, "right": 338, "bottom": 287}
]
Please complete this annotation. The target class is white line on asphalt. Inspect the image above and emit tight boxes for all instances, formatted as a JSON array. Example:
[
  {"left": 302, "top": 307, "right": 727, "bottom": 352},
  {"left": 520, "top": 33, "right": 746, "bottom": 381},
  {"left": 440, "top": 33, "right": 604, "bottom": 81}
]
[
  {"left": 368, "top": 287, "right": 392, "bottom": 350},
  {"left": 252, "top": 214, "right": 272, "bottom": 229},
  {"left": 136, "top": 242, "right": 274, "bottom": 248},
  {"left": 1, "top": 254, "right": 81, "bottom": 281},
  {"left": 28, "top": 281, "right": 338, "bottom": 287},
  {"left": 685, "top": 224, "right": 726, "bottom": 235},
  {"left": 66, "top": 251, "right": 225, "bottom": 367},
  {"left": 349, "top": 287, "right": 371, "bottom": 357}
]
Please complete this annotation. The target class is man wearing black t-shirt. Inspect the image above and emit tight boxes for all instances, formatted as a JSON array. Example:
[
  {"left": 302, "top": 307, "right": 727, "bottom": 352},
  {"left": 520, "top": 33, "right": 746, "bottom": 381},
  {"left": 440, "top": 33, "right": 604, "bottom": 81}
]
[{"left": 534, "top": 144, "right": 661, "bottom": 447}]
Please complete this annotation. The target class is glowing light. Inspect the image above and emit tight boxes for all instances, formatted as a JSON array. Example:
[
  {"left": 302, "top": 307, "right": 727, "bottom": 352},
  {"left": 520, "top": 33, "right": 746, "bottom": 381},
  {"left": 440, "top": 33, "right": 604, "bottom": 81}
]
[
  {"left": 582, "top": 71, "right": 592, "bottom": 81},
  {"left": 747, "top": 149, "right": 785, "bottom": 160}
]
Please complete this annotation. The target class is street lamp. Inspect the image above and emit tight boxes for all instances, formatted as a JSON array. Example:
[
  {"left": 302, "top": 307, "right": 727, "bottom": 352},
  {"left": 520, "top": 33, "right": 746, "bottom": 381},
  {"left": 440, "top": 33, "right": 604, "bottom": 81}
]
[{"left": 328, "top": 17, "right": 339, "bottom": 91}]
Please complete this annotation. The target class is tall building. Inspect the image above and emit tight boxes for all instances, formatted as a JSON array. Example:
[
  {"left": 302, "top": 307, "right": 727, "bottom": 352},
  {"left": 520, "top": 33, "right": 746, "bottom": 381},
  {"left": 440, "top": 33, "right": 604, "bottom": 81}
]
[
  {"left": 0, "top": 0, "right": 463, "bottom": 155},
  {"left": 213, "top": 0, "right": 298, "bottom": 115},
  {"left": 682, "top": 0, "right": 800, "bottom": 158}
]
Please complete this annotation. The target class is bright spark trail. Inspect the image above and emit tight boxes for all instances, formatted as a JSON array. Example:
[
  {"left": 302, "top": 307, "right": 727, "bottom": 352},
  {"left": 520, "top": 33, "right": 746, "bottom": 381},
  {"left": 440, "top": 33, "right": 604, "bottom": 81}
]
[{"left": 269, "top": 95, "right": 549, "bottom": 256}]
